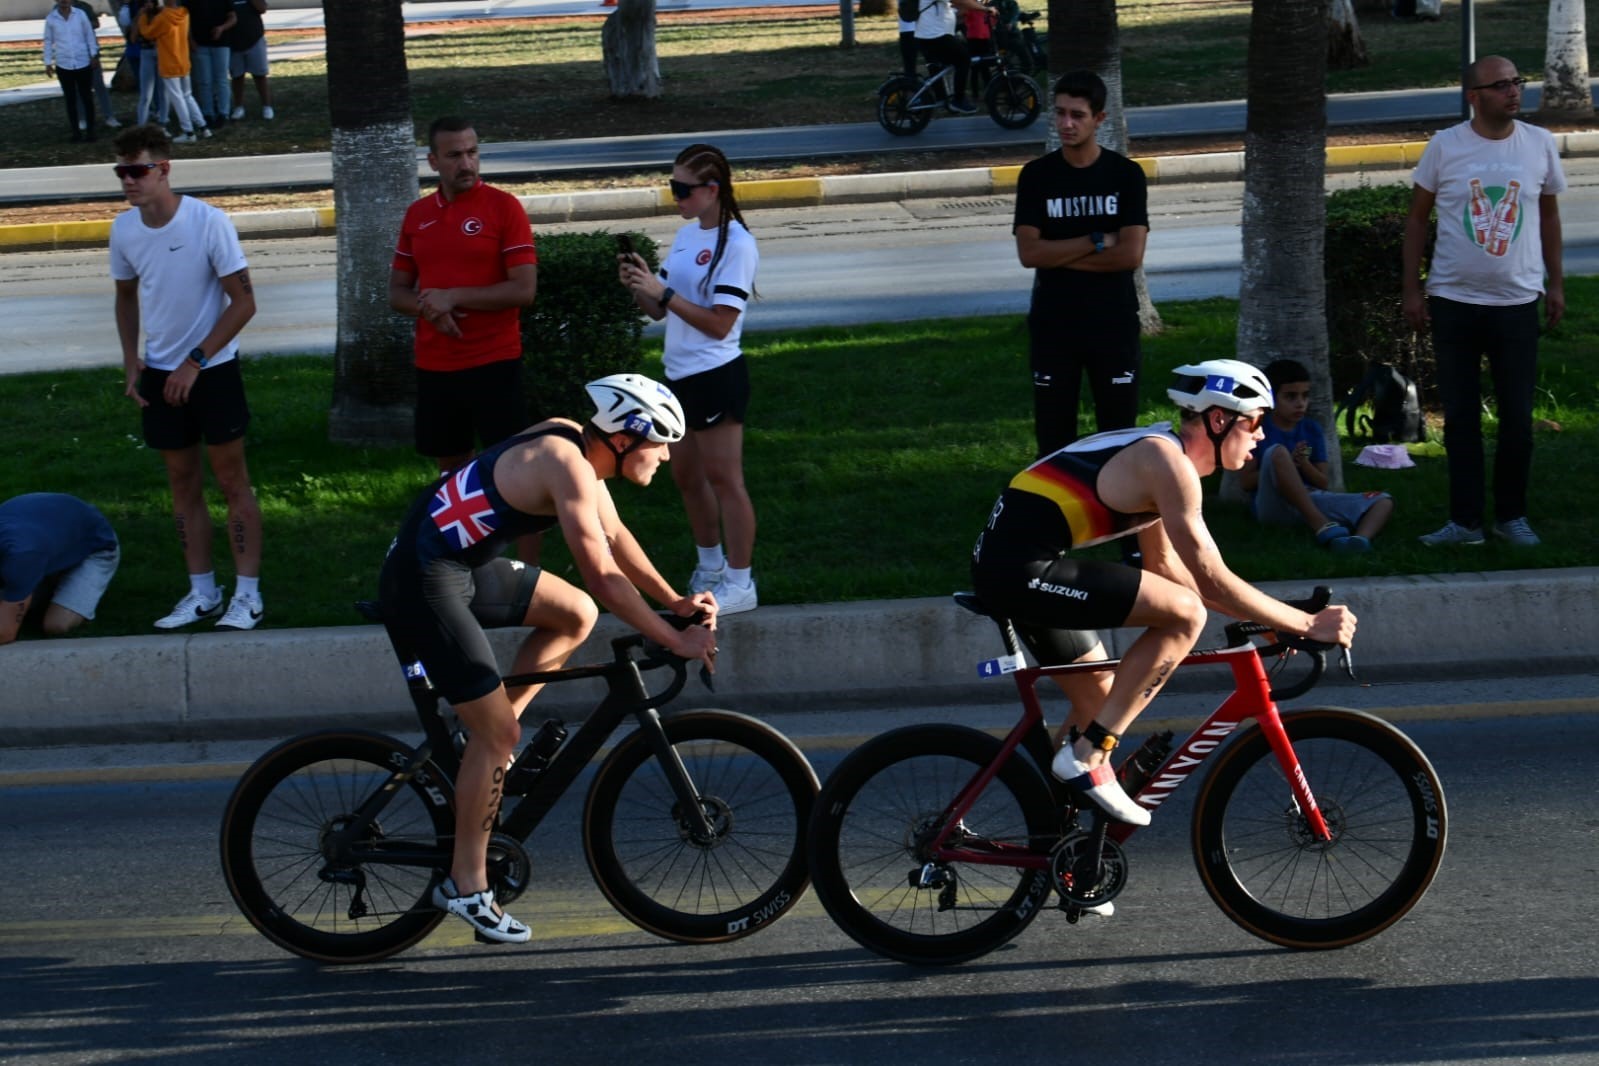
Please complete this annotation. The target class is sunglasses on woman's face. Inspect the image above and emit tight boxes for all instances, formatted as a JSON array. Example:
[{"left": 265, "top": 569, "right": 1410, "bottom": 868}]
[{"left": 669, "top": 178, "right": 715, "bottom": 201}]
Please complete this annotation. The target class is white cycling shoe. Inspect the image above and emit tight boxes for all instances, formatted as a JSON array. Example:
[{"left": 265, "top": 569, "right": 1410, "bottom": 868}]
[
  {"left": 432, "top": 877, "right": 531, "bottom": 944},
  {"left": 1051, "top": 740, "right": 1151, "bottom": 826}
]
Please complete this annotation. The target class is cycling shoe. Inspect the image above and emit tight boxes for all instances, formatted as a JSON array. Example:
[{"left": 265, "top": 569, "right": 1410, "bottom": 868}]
[
  {"left": 432, "top": 876, "right": 531, "bottom": 944},
  {"left": 1051, "top": 741, "right": 1152, "bottom": 826}
]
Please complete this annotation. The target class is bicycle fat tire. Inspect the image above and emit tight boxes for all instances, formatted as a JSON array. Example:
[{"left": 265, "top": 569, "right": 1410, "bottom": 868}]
[
  {"left": 878, "top": 75, "right": 932, "bottom": 135},
  {"left": 985, "top": 71, "right": 1041, "bottom": 130},
  {"left": 1192, "top": 708, "right": 1447, "bottom": 949},
  {"left": 220, "top": 729, "right": 454, "bottom": 963},
  {"left": 582, "top": 710, "right": 819, "bottom": 943},
  {"left": 806, "top": 724, "right": 1056, "bottom": 965}
]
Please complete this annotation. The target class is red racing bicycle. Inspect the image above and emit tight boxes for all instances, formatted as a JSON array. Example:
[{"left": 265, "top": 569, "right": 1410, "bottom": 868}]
[{"left": 806, "top": 589, "right": 1447, "bottom": 965}]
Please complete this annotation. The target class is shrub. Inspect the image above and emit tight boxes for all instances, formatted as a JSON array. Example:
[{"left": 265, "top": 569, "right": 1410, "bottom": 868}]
[
  {"left": 1324, "top": 183, "right": 1436, "bottom": 402},
  {"left": 520, "top": 229, "right": 660, "bottom": 421}
]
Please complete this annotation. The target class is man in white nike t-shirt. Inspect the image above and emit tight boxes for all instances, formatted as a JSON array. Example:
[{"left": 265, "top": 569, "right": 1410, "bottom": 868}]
[{"left": 109, "top": 123, "right": 266, "bottom": 631}]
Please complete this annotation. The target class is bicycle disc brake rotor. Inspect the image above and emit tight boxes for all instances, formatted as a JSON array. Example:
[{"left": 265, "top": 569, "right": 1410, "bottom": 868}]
[
  {"left": 1050, "top": 831, "right": 1128, "bottom": 906},
  {"left": 487, "top": 832, "right": 533, "bottom": 905},
  {"left": 672, "top": 795, "right": 733, "bottom": 847}
]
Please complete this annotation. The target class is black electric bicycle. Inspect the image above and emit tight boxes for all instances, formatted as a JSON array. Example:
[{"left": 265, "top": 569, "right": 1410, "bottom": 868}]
[
  {"left": 877, "top": 50, "right": 1041, "bottom": 136},
  {"left": 221, "top": 605, "right": 819, "bottom": 963}
]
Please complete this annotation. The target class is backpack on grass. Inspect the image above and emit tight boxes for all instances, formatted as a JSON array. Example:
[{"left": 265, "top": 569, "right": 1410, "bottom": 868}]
[{"left": 1336, "top": 363, "right": 1425, "bottom": 443}]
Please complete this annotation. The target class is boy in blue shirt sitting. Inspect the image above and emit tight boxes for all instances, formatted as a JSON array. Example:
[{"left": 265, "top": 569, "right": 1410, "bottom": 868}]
[{"left": 1239, "top": 359, "right": 1394, "bottom": 553}]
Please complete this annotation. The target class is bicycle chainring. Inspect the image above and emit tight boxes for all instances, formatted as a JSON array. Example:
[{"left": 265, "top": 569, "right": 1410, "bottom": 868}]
[
  {"left": 486, "top": 832, "right": 533, "bottom": 905},
  {"left": 1050, "top": 831, "right": 1128, "bottom": 907}
]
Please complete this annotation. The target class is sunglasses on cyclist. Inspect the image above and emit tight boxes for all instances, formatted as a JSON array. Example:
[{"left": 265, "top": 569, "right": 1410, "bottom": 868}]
[
  {"left": 113, "top": 162, "right": 165, "bottom": 181},
  {"left": 669, "top": 178, "right": 716, "bottom": 201}
]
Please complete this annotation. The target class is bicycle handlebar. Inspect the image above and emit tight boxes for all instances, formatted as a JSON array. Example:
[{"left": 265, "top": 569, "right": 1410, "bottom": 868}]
[
  {"left": 1223, "top": 586, "right": 1356, "bottom": 701},
  {"left": 613, "top": 611, "right": 716, "bottom": 701}
]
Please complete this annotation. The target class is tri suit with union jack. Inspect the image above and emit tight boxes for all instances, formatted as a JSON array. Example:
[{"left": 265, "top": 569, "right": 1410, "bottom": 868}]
[{"left": 377, "top": 424, "right": 582, "bottom": 703}]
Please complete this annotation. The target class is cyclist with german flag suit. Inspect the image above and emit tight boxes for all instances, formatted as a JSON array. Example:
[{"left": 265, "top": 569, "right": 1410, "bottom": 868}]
[{"left": 971, "top": 359, "right": 1357, "bottom": 826}]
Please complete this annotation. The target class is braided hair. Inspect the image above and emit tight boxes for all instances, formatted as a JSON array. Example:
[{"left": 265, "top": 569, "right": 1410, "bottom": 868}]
[{"left": 674, "top": 143, "right": 755, "bottom": 300}]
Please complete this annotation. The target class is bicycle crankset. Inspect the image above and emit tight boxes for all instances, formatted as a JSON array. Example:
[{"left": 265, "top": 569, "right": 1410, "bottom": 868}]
[
  {"left": 1050, "top": 831, "right": 1127, "bottom": 908},
  {"left": 487, "top": 832, "right": 533, "bottom": 905}
]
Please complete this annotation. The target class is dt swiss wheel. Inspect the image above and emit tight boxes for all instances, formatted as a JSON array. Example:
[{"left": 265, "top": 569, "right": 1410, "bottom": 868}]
[
  {"left": 1192, "top": 708, "right": 1447, "bottom": 949},
  {"left": 807, "top": 724, "right": 1057, "bottom": 965},
  {"left": 220, "top": 730, "right": 454, "bottom": 963},
  {"left": 583, "top": 710, "right": 818, "bottom": 943}
]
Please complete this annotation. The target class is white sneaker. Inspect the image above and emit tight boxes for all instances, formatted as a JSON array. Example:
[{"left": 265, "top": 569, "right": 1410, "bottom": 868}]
[
  {"left": 154, "top": 589, "right": 224, "bottom": 630},
  {"left": 1493, "top": 517, "right": 1541, "bottom": 546},
  {"left": 432, "top": 877, "right": 530, "bottom": 944},
  {"left": 199, "top": 126, "right": 212, "bottom": 139},
  {"left": 712, "top": 577, "right": 758, "bottom": 615},
  {"left": 261, "top": 106, "right": 275, "bottom": 120},
  {"left": 1051, "top": 739, "right": 1151, "bottom": 826},
  {"left": 216, "top": 591, "right": 264, "bottom": 631},
  {"left": 230, "top": 105, "right": 245, "bottom": 120},
  {"left": 687, "top": 565, "right": 724, "bottom": 595},
  {"left": 1418, "top": 520, "right": 1485, "bottom": 547},
  {"left": 172, "top": 132, "right": 196, "bottom": 144},
  {"left": 103, "top": 115, "right": 121, "bottom": 128},
  {"left": 1081, "top": 901, "right": 1114, "bottom": 917}
]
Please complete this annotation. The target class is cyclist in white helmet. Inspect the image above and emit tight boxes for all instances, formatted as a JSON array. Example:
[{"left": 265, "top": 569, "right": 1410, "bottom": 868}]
[
  {"left": 971, "top": 358, "right": 1356, "bottom": 827},
  {"left": 379, "top": 373, "right": 717, "bottom": 945}
]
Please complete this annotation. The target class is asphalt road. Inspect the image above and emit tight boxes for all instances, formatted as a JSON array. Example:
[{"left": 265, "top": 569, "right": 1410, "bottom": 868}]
[
  {"left": 5, "top": 158, "right": 1599, "bottom": 373},
  {"left": 2, "top": 691, "right": 1596, "bottom": 1065}
]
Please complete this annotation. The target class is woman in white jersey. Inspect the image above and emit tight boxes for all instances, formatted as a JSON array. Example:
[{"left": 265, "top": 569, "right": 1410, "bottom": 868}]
[{"left": 619, "top": 144, "right": 761, "bottom": 614}]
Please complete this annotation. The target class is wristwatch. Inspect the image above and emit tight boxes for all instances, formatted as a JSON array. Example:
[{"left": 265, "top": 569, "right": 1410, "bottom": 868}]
[
  {"left": 1090, "top": 231, "right": 1105, "bottom": 254},
  {"left": 658, "top": 286, "right": 676, "bottom": 312},
  {"left": 187, "top": 347, "right": 209, "bottom": 369}
]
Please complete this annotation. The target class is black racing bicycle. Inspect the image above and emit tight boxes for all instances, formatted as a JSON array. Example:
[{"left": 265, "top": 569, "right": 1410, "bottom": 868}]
[{"left": 221, "top": 604, "right": 819, "bottom": 963}]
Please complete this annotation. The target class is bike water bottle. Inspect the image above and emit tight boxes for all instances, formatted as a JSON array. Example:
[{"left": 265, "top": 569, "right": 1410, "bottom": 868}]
[
  {"left": 505, "top": 719, "right": 568, "bottom": 795},
  {"left": 1116, "top": 730, "right": 1174, "bottom": 799}
]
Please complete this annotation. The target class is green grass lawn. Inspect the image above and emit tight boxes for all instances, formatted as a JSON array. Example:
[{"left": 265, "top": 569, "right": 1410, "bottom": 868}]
[
  {"left": 4, "top": 286, "right": 1596, "bottom": 639},
  {"left": 0, "top": 0, "right": 1569, "bottom": 169}
]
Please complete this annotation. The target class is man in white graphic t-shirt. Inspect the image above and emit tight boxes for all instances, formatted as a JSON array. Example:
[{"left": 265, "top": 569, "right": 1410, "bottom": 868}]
[
  {"left": 109, "top": 123, "right": 266, "bottom": 631},
  {"left": 1401, "top": 54, "right": 1565, "bottom": 549}
]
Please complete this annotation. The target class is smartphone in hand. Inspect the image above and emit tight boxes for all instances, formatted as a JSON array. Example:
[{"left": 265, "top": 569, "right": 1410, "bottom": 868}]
[{"left": 616, "top": 233, "right": 635, "bottom": 258}]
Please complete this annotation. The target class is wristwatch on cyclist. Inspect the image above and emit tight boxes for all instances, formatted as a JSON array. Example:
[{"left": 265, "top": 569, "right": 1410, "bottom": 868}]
[
  {"left": 187, "top": 347, "right": 209, "bottom": 369},
  {"left": 1090, "top": 231, "right": 1105, "bottom": 254}
]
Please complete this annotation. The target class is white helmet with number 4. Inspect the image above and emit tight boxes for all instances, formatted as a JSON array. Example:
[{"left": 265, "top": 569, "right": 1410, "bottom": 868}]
[{"left": 1167, "top": 359, "right": 1274, "bottom": 416}]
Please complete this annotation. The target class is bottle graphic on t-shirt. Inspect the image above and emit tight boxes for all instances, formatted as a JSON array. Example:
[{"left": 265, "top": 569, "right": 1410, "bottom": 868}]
[
  {"left": 1485, "top": 179, "right": 1521, "bottom": 258},
  {"left": 1468, "top": 179, "right": 1491, "bottom": 246}
]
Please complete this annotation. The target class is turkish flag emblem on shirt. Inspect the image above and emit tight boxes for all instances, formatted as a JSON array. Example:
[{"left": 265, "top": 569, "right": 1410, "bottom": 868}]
[{"left": 430, "top": 462, "right": 498, "bottom": 550}]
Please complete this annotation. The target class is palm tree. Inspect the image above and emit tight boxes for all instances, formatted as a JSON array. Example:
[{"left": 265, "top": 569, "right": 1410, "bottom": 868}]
[
  {"left": 1236, "top": 0, "right": 1344, "bottom": 488},
  {"left": 323, "top": 0, "right": 419, "bottom": 445},
  {"left": 1044, "top": 0, "right": 1161, "bottom": 332},
  {"left": 602, "top": 0, "right": 662, "bottom": 98},
  {"left": 1542, "top": 0, "right": 1592, "bottom": 116}
]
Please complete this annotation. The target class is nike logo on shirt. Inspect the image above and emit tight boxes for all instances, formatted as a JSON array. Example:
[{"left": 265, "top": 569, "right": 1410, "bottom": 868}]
[
  {"left": 419, "top": 220, "right": 438, "bottom": 230},
  {"left": 168, "top": 244, "right": 184, "bottom": 251},
  {"left": 704, "top": 412, "right": 723, "bottom": 425}
]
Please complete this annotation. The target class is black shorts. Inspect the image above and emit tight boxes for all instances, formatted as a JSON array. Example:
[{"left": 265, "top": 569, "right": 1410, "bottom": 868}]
[
  {"left": 379, "top": 554, "right": 541, "bottom": 704},
  {"left": 669, "top": 356, "right": 750, "bottom": 431},
  {"left": 415, "top": 359, "right": 529, "bottom": 459},
  {"left": 139, "top": 358, "right": 251, "bottom": 450},
  {"left": 970, "top": 552, "right": 1141, "bottom": 665}
]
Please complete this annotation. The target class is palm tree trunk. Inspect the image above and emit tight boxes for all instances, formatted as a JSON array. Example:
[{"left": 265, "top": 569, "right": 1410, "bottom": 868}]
[
  {"left": 1542, "top": 0, "right": 1593, "bottom": 116},
  {"left": 602, "top": 0, "right": 662, "bottom": 99},
  {"left": 1237, "top": 0, "right": 1343, "bottom": 491},
  {"left": 323, "top": 0, "right": 418, "bottom": 445}
]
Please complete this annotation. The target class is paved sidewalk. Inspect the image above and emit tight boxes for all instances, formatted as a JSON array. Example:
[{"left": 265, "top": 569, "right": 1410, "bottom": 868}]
[{"left": 4, "top": 568, "right": 1596, "bottom": 747}]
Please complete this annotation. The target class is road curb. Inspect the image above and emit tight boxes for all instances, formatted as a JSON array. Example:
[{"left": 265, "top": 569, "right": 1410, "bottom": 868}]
[
  {"left": 0, "top": 136, "right": 1502, "bottom": 252},
  {"left": 3, "top": 567, "right": 1595, "bottom": 747}
]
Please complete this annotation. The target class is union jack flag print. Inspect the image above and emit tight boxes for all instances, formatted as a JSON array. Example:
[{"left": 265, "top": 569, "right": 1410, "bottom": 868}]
[{"left": 430, "top": 462, "right": 499, "bottom": 550}]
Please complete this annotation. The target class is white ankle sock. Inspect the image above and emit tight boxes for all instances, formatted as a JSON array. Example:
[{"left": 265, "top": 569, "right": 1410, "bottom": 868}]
[
  {"left": 235, "top": 575, "right": 260, "bottom": 599},
  {"left": 696, "top": 544, "right": 725, "bottom": 571},
  {"left": 725, "top": 565, "right": 752, "bottom": 589},
  {"left": 190, "top": 572, "right": 219, "bottom": 601}
]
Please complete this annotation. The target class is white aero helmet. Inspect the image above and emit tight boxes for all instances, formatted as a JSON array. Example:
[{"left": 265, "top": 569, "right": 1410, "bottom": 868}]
[
  {"left": 585, "top": 373, "right": 687, "bottom": 444},
  {"left": 1167, "top": 359, "right": 1274, "bottom": 416}
]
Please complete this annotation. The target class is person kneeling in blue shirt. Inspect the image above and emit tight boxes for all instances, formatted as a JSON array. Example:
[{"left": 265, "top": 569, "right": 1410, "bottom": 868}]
[{"left": 0, "top": 493, "right": 120, "bottom": 644}]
